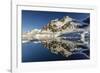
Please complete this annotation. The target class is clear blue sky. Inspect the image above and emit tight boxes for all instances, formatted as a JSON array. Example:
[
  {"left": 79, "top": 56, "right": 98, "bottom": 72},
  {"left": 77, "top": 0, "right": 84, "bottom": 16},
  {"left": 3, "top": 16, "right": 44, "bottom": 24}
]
[{"left": 22, "top": 10, "right": 89, "bottom": 32}]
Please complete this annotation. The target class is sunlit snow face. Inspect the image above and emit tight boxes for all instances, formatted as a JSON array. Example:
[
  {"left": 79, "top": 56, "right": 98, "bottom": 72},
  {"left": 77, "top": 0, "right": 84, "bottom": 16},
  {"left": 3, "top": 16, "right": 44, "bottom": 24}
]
[{"left": 55, "top": 21, "right": 64, "bottom": 29}]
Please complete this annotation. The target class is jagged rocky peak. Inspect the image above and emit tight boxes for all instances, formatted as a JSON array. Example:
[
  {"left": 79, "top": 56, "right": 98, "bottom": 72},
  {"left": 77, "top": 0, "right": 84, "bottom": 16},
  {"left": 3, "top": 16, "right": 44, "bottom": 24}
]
[
  {"left": 50, "top": 16, "right": 73, "bottom": 23},
  {"left": 42, "top": 16, "right": 75, "bottom": 32},
  {"left": 61, "top": 16, "right": 73, "bottom": 22}
]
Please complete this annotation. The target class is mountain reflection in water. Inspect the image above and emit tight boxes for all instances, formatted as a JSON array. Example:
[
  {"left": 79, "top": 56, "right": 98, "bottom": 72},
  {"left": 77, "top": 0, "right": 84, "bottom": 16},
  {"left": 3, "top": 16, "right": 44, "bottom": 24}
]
[{"left": 41, "top": 38, "right": 89, "bottom": 58}]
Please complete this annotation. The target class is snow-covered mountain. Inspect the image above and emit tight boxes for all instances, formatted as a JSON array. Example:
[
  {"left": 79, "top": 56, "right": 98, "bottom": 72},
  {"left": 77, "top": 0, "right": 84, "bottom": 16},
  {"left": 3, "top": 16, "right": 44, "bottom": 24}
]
[
  {"left": 22, "top": 16, "right": 89, "bottom": 43},
  {"left": 42, "top": 16, "right": 89, "bottom": 32}
]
